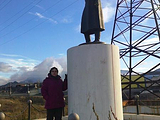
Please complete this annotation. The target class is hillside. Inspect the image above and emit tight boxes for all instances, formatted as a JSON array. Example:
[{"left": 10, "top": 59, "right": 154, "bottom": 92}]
[
  {"left": 0, "top": 96, "right": 68, "bottom": 120},
  {"left": 0, "top": 96, "right": 46, "bottom": 120}
]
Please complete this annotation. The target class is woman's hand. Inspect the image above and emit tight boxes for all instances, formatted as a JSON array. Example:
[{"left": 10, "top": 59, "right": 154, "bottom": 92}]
[{"left": 65, "top": 74, "right": 67, "bottom": 79}]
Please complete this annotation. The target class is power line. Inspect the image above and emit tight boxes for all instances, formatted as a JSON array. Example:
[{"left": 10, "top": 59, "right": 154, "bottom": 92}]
[
  {"left": 0, "top": 0, "right": 38, "bottom": 26},
  {"left": 0, "top": 0, "right": 12, "bottom": 11},
  {"left": 0, "top": 0, "right": 43, "bottom": 32},
  {"left": 0, "top": 0, "right": 63, "bottom": 39},
  {"left": 0, "top": 0, "right": 6, "bottom": 7},
  {"left": 0, "top": 0, "right": 79, "bottom": 46}
]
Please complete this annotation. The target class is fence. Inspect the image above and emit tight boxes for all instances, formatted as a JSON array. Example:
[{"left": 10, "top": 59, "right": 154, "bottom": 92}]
[
  {"left": 0, "top": 99, "right": 80, "bottom": 120},
  {"left": 123, "top": 95, "right": 160, "bottom": 115},
  {"left": 0, "top": 99, "right": 46, "bottom": 120},
  {"left": 1, "top": 96, "right": 160, "bottom": 120}
]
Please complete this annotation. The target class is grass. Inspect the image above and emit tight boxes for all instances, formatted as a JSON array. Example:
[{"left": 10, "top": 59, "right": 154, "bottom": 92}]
[{"left": 0, "top": 95, "right": 68, "bottom": 120}]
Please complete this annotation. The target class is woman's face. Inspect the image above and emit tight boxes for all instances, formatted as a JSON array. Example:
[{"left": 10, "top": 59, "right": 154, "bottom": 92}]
[{"left": 51, "top": 69, "right": 58, "bottom": 76}]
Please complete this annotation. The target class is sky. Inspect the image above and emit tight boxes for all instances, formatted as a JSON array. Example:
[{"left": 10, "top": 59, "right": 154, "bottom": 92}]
[{"left": 0, "top": 0, "right": 159, "bottom": 85}]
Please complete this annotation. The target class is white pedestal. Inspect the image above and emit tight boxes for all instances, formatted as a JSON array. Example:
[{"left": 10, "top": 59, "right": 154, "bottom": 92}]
[{"left": 67, "top": 44, "right": 123, "bottom": 120}]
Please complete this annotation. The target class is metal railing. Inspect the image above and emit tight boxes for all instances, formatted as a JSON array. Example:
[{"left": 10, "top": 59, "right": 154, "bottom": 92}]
[
  {"left": 123, "top": 95, "right": 160, "bottom": 115},
  {"left": 0, "top": 99, "right": 46, "bottom": 120}
]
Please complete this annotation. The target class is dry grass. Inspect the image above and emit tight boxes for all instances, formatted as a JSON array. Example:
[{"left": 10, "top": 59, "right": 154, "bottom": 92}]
[{"left": 0, "top": 95, "right": 68, "bottom": 120}]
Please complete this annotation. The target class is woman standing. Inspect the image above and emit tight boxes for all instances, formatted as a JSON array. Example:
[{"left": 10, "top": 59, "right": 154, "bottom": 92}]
[{"left": 41, "top": 67, "right": 67, "bottom": 120}]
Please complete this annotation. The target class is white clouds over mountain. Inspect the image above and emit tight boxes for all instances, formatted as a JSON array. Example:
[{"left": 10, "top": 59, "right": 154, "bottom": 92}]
[{"left": 0, "top": 56, "right": 67, "bottom": 85}]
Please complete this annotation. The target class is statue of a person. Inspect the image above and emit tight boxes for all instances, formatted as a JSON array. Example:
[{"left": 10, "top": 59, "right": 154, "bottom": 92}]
[{"left": 81, "top": 0, "right": 105, "bottom": 43}]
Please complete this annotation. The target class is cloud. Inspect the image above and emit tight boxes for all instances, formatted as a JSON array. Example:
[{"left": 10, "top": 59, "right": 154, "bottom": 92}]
[
  {"left": 61, "top": 18, "right": 72, "bottom": 23},
  {"left": 35, "top": 12, "right": 45, "bottom": 18},
  {"left": 120, "top": 38, "right": 160, "bottom": 73},
  {"left": 58, "top": 53, "right": 65, "bottom": 56},
  {"left": 133, "top": 64, "right": 160, "bottom": 73},
  {"left": 17, "top": 66, "right": 31, "bottom": 72},
  {"left": 9, "top": 57, "right": 67, "bottom": 83},
  {"left": 0, "top": 56, "right": 67, "bottom": 85},
  {"left": 29, "top": 12, "right": 58, "bottom": 24},
  {"left": 0, "top": 62, "right": 15, "bottom": 73},
  {"left": 0, "top": 58, "right": 38, "bottom": 72},
  {"left": 0, "top": 76, "right": 9, "bottom": 86},
  {"left": 102, "top": 3, "right": 115, "bottom": 23},
  {"left": 35, "top": 5, "right": 45, "bottom": 10},
  {"left": 134, "top": 37, "right": 159, "bottom": 50},
  {"left": 0, "top": 53, "right": 40, "bottom": 83},
  {"left": 138, "top": 37, "right": 159, "bottom": 45},
  {"left": 75, "top": 24, "right": 81, "bottom": 32},
  {"left": 55, "top": 57, "right": 67, "bottom": 75}
]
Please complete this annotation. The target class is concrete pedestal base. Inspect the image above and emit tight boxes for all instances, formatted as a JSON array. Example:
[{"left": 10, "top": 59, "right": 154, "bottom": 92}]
[{"left": 67, "top": 44, "right": 123, "bottom": 120}]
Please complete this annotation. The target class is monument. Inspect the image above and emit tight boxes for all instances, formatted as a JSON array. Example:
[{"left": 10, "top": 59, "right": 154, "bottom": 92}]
[
  {"left": 67, "top": 0, "right": 123, "bottom": 119},
  {"left": 81, "top": 0, "right": 105, "bottom": 43}
]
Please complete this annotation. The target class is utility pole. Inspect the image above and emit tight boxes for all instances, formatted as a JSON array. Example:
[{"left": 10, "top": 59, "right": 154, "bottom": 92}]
[{"left": 9, "top": 82, "right": 11, "bottom": 96}]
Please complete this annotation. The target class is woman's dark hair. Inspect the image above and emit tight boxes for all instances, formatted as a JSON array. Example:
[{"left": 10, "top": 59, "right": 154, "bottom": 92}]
[
  {"left": 49, "top": 67, "right": 58, "bottom": 74},
  {"left": 47, "top": 67, "right": 59, "bottom": 77}
]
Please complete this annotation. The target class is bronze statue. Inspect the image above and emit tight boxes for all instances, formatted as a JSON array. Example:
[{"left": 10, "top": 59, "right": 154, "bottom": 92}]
[{"left": 81, "top": 0, "right": 105, "bottom": 43}]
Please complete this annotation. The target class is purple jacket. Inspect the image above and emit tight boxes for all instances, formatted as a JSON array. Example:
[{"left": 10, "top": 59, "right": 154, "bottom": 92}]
[{"left": 41, "top": 75, "right": 67, "bottom": 109}]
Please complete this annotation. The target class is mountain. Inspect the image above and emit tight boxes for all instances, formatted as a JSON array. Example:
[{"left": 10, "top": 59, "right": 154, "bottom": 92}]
[
  {"left": 121, "top": 70, "right": 128, "bottom": 75},
  {"left": 121, "top": 68, "right": 160, "bottom": 76},
  {"left": 0, "top": 81, "right": 19, "bottom": 87},
  {"left": 146, "top": 68, "right": 160, "bottom": 75},
  {"left": 19, "top": 78, "right": 41, "bottom": 84},
  {"left": 1, "top": 68, "right": 160, "bottom": 87},
  {"left": 120, "top": 70, "right": 140, "bottom": 75}
]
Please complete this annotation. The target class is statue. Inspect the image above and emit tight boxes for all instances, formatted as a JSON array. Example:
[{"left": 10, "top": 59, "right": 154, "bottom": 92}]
[{"left": 81, "top": 0, "right": 105, "bottom": 44}]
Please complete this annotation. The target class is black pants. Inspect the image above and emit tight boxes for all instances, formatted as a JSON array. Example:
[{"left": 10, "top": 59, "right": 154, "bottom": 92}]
[{"left": 47, "top": 108, "right": 63, "bottom": 120}]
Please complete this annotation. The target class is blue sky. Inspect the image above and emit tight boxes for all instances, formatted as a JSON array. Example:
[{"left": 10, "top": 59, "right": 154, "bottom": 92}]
[
  {"left": 0, "top": 0, "right": 159, "bottom": 85},
  {"left": 0, "top": 0, "right": 114, "bottom": 59}
]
